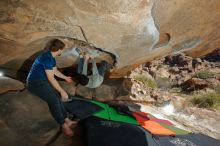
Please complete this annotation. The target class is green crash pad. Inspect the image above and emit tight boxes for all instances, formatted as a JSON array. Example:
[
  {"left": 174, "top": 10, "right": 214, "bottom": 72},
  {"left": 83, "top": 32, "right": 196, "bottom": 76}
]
[{"left": 91, "top": 101, "right": 138, "bottom": 125}]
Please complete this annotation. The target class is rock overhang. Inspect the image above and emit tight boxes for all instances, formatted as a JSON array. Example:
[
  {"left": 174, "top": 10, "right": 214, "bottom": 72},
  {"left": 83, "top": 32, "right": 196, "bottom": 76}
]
[{"left": 0, "top": 0, "right": 220, "bottom": 78}]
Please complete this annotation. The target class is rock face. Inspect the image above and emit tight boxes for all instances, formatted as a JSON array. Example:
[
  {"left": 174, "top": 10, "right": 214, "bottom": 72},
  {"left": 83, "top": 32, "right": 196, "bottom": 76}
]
[
  {"left": 0, "top": 90, "right": 86, "bottom": 146},
  {"left": 0, "top": 0, "right": 220, "bottom": 77},
  {"left": 0, "top": 76, "right": 24, "bottom": 94},
  {"left": 164, "top": 53, "right": 192, "bottom": 67},
  {"left": 181, "top": 78, "right": 208, "bottom": 92},
  {"left": 202, "top": 48, "right": 220, "bottom": 62},
  {"left": 0, "top": 91, "right": 58, "bottom": 146},
  {"left": 60, "top": 78, "right": 132, "bottom": 102}
]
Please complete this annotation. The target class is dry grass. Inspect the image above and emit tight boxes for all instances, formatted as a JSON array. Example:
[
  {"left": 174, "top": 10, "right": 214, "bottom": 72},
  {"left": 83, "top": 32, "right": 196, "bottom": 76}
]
[
  {"left": 197, "top": 70, "right": 215, "bottom": 79},
  {"left": 134, "top": 75, "right": 157, "bottom": 88},
  {"left": 191, "top": 92, "right": 220, "bottom": 109}
]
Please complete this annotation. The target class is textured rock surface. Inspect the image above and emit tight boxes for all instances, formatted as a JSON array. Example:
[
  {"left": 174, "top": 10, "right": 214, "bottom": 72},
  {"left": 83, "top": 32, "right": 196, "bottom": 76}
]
[
  {"left": 0, "top": 91, "right": 59, "bottom": 145},
  {"left": 0, "top": 77, "right": 24, "bottom": 94},
  {"left": 0, "top": 0, "right": 220, "bottom": 77},
  {"left": 0, "top": 90, "right": 86, "bottom": 146},
  {"left": 60, "top": 78, "right": 132, "bottom": 102},
  {"left": 181, "top": 78, "right": 209, "bottom": 91}
]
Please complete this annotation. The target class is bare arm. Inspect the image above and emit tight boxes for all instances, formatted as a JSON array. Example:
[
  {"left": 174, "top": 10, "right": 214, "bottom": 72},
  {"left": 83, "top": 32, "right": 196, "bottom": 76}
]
[
  {"left": 45, "top": 69, "right": 69, "bottom": 101},
  {"left": 91, "top": 60, "right": 99, "bottom": 76},
  {"left": 82, "top": 55, "right": 89, "bottom": 76},
  {"left": 53, "top": 67, "right": 73, "bottom": 83}
]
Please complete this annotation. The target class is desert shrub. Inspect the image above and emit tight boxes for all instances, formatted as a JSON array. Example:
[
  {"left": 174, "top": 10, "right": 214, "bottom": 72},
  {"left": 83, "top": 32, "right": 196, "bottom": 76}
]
[
  {"left": 157, "top": 64, "right": 163, "bottom": 69},
  {"left": 197, "top": 70, "right": 215, "bottom": 79},
  {"left": 214, "top": 84, "right": 220, "bottom": 94},
  {"left": 155, "top": 77, "right": 174, "bottom": 89},
  {"left": 134, "top": 75, "right": 157, "bottom": 88},
  {"left": 191, "top": 92, "right": 220, "bottom": 108}
]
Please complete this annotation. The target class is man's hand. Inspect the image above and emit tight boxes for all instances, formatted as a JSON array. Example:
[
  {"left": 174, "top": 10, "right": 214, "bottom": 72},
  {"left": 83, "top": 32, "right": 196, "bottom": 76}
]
[
  {"left": 45, "top": 69, "right": 71, "bottom": 102},
  {"left": 60, "top": 90, "right": 69, "bottom": 102},
  {"left": 53, "top": 67, "right": 73, "bottom": 83},
  {"left": 65, "top": 76, "right": 73, "bottom": 83},
  {"left": 85, "top": 54, "right": 90, "bottom": 60},
  {"left": 90, "top": 55, "right": 94, "bottom": 59}
]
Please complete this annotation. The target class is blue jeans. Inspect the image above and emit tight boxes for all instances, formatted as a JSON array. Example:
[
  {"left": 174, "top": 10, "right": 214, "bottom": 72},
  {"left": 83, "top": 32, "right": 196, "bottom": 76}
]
[
  {"left": 27, "top": 80, "right": 67, "bottom": 125},
  {"left": 77, "top": 58, "right": 108, "bottom": 77}
]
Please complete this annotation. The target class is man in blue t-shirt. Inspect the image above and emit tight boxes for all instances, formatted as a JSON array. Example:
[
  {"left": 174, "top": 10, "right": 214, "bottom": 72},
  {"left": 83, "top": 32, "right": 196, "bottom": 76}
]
[{"left": 27, "top": 39, "right": 77, "bottom": 137}]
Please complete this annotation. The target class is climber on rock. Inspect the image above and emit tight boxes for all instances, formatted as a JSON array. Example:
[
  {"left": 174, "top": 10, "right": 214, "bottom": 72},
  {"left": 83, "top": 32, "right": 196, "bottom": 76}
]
[{"left": 74, "top": 48, "right": 110, "bottom": 88}]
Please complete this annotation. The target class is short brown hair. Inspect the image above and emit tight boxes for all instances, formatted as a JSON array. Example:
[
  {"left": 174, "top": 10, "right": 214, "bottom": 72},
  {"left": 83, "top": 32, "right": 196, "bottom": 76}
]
[{"left": 44, "top": 39, "right": 65, "bottom": 52}]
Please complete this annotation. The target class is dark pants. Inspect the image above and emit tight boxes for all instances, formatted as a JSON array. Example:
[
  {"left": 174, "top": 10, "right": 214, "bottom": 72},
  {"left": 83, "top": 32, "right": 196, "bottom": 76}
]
[
  {"left": 27, "top": 80, "right": 67, "bottom": 125},
  {"left": 98, "top": 61, "right": 108, "bottom": 77},
  {"left": 77, "top": 58, "right": 108, "bottom": 77}
]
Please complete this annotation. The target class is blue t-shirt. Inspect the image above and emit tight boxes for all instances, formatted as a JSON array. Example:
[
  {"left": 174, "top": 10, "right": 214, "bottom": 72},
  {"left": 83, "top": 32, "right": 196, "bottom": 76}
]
[{"left": 27, "top": 51, "right": 56, "bottom": 83}]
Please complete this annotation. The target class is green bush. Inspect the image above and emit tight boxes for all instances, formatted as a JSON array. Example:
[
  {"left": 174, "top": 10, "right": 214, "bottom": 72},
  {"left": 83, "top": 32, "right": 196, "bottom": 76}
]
[
  {"left": 134, "top": 75, "right": 157, "bottom": 88},
  {"left": 197, "top": 70, "right": 215, "bottom": 79},
  {"left": 191, "top": 92, "right": 220, "bottom": 108}
]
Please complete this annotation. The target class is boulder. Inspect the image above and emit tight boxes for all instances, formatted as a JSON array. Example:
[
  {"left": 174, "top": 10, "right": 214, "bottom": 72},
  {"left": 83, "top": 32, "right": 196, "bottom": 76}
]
[
  {"left": 0, "top": 90, "right": 60, "bottom": 145},
  {"left": 181, "top": 78, "right": 208, "bottom": 91},
  {"left": 202, "top": 48, "right": 220, "bottom": 62},
  {"left": 94, "top": 85, "right": 115, "bottom": 102},
  {"left": 0, "top": 77, "right": 24, "bottom": 94},
  {"left": 169, "top": 67, "right": 181, "bottom": 74},
  {"left": 164, "top": 53, "right": 192, "bottom": 67},
  {"left": 60, "top": 78, "right": 132, "bottom": 102},
  {"left": 75, "top": 85, "right": 94, "bottom": 99}
]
